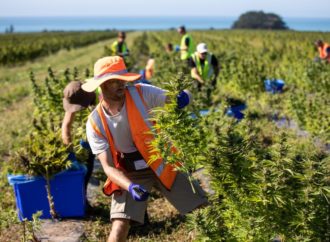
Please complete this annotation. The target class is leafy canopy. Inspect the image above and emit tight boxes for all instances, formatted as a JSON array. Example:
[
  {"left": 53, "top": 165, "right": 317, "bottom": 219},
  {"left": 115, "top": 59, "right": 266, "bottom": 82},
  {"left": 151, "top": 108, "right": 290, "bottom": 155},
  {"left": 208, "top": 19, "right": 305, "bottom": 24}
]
[{"left": 232, "top": 11, "right": 288, "bottom": 30}]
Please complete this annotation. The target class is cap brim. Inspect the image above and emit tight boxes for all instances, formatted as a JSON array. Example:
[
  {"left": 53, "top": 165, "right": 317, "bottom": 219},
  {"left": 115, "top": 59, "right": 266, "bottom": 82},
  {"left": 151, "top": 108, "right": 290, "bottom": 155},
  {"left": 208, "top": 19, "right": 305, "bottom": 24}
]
[
  {"left": 82, "top": 73, "right": 141, "bottom": 92},
  {"left": 198, "top": 50, "right": 208, "bottom": 54}
]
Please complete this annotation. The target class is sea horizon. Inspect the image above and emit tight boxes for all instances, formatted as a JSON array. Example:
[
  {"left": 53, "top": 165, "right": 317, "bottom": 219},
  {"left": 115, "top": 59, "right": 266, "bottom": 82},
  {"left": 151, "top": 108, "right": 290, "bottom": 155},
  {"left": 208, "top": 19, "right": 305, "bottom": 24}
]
[{"left": 1, "top": 16, "right": 330, "bottom": 33}]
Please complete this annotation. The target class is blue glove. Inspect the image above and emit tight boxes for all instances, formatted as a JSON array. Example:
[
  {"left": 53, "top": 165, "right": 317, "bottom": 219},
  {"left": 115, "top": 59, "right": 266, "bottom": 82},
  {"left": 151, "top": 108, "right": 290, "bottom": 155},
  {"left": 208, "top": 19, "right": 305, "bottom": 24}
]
[
  {"left": 80, "top": 139, "right": 91, "bottom": 150},
  {"left": 177, "top": 90, "right": 191, "bottom": 109},
  {"left": 128, "top": 183, "right": 149, "bottom": 201},
  {"left": 67, "top": 152, "right": 76, "bottom": 161},
  {"left": 175, "top": 45, "right": 180, "bottom": 52}
]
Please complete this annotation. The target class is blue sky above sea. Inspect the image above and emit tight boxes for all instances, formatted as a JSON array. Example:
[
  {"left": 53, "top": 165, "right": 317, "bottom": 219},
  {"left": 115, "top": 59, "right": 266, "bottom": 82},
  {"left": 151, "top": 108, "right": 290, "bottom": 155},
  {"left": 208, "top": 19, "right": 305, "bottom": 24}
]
[
  {"left": 1, "top": 0, "right": 330, "bottom": 18},
  {"left": 1, "top": 0, "right": 330, "bottom": 32},
  {"left": 1, "top": 16, "right": 330, "bottom": 33}
]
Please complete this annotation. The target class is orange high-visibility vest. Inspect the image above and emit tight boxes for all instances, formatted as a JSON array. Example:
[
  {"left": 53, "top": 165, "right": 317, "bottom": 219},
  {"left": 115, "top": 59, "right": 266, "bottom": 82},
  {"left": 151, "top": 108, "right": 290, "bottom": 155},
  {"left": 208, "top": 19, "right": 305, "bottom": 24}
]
[
  {"left": 318, "top": 43, "right": 330, "bottom": 59},
  {"left": 89, "top": 84, "right": 178, "bottom": 196}
]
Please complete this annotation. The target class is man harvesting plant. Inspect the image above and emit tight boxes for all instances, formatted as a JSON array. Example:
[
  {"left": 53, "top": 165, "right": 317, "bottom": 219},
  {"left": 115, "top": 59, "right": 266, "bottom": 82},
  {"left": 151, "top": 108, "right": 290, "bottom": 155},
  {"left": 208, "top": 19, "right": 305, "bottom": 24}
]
[
  {"left": 188, "top": 43, "right": 220, "bottom": 90},
  {"left": 82, "top": 56, "right": 207, "bottom": 242},
  {"left": 61, "top": 81, "right": 96, "bottom": 207}
]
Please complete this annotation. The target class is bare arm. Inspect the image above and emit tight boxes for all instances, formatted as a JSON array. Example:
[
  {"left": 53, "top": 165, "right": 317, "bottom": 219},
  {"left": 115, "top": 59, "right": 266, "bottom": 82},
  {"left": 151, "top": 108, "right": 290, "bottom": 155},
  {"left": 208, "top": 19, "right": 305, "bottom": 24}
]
[
  {"left": 191, "top": 67, "right": 204, "bottom": 84},
  {"left": 61, "top": 112, "right": 75, "bottom": 145},
  {"left": 181, "top": 37, "right": 189, "bottom": 51},
  {"left": 97, "top": 149, "right": 132, "bottom": 191}
]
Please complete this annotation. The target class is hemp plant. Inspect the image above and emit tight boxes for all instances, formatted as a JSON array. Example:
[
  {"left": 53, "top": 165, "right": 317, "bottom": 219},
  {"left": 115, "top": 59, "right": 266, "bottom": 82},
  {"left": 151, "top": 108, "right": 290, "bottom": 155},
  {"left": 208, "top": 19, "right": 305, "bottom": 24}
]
[
  {"left": 148, "top": 73, "right": 209, "bottom": 190},
  {"left": 188, "top": 104, "right": 330, "bottom": 241},
  {"left": 10, "top": 68, "right": 90, "bottom": 219}
]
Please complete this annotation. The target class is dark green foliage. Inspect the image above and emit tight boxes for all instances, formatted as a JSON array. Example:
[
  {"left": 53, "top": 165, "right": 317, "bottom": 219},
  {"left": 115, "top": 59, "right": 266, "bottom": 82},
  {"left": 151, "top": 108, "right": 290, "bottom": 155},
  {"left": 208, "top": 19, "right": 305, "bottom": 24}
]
[
  {"left": 188, "top": 110, "right": 330, "bottom": 241},
  {"left": 232, "top": 11, "right": 288, "bottom": 30},
  {"left": 0, "top": 31, "right": 117, "bottom": 66}
]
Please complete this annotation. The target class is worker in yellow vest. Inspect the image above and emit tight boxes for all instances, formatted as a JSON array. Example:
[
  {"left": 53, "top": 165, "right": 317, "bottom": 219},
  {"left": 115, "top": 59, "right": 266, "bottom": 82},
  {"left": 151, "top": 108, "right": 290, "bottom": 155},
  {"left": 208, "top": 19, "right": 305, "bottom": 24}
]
[
  {"left": 82, "top": 56, "right": 207, "bottom": 242},
  {"left": 188, "top": 43, "right": 220, "bottom": 90},
  {"left": 111, "top": 31, "right": 130, "bottom": 58},
  {"left": 177, "top": 26, "right": 195, "bottom": 60}
]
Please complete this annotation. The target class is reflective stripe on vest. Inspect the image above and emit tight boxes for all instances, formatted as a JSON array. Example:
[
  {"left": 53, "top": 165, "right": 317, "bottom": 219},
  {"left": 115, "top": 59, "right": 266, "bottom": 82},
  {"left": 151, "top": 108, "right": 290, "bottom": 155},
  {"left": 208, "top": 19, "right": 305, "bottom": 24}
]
[
  {"left": 127, "top": 86, "right": 153, "bottom": 129},
  {"left": 88, "top": 85, "right": 177, "bottom": 194},
  {"left": 192, "top": 52, "right": 214, "bottom": 80},
  {"left": 180, "top": 34, "right": 194, "bottom": 60}
]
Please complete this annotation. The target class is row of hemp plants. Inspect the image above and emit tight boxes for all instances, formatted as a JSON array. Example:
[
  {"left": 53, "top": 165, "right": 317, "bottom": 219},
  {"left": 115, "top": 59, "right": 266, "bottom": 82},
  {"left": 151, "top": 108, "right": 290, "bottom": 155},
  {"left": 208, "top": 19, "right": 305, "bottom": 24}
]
[
  {"left": 0, "top": 31, "right": 117, "bottom": 66},
  {"left": 190, "top": 105, "right": 329, "bottom": 241},
  {"left": 143, "top": 31, "right": 330, "bottom": 240}
]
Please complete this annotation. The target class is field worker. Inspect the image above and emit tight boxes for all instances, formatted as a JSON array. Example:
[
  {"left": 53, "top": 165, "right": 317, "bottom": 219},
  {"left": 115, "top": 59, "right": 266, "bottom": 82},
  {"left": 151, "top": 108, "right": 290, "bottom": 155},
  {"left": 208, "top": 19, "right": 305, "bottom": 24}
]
[
  {"left": 111, "top": 31, "right": 130, "bottom": 58},
  {"left": 137, "top": 58, "right": 155, "bottom": 84},
  {"left": 315, "top": 39, "right": 330, "bottom": 63},
  {"left": 188, "top": 43, "right": 220, "bottom": 90},
  {"left": 61, "top": 81, "right": 96, "bottom": 207},
  {"left": 177, "top": 25, "right": 195, "bottom": 60},
  {"left": 82, "top": 56, "right": 207, "bottom": 242}
]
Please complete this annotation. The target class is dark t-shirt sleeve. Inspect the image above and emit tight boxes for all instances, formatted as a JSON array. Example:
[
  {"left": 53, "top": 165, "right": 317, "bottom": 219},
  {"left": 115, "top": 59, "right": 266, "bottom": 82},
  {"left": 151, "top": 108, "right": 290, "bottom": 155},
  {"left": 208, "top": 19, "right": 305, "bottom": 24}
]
[
  {"left": 185, "top": 37, "right": 190, "bottom": 47},
  {"left": 117, "top": 42, "right": 122, "bottom": 53},
  {"left": 188, "top": 57, "right": 196, "bottom": 68},
  {"left": 211, "top": 55, "right": 218, "bottom": 67}
]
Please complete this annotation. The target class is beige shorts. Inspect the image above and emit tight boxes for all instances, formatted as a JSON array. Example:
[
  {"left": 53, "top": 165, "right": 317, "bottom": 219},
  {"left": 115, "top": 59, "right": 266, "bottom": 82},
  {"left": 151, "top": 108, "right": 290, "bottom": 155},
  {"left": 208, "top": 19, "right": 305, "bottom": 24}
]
[{"left": 110, "top": 169, "right": 208, "bottom": 224}]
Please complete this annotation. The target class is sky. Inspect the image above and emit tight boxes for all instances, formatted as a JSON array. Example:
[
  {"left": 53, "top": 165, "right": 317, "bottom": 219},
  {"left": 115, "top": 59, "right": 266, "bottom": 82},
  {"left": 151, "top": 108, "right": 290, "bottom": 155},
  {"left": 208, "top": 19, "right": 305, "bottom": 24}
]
[{"left": 1, "top": 0, "right": 330, "bottom": 18}]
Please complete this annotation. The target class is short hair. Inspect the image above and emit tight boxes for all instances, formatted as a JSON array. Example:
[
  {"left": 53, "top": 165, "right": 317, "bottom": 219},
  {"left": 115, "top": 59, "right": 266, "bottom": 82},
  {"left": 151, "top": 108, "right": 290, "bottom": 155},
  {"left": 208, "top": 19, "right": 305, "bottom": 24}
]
[
  {"left": 315, "top": 39, "right": 323, "bottom": 46},
  {"left": 178, "top": 26, "right": 186, "bottom": 32},
  {"left": 118, "top": 31, "right": 126, "bottom": 38}
]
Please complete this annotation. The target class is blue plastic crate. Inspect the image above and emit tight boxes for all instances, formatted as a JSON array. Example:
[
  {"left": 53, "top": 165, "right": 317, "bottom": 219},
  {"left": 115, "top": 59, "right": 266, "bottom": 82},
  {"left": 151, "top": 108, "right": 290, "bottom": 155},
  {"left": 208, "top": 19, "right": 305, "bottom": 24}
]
[
  {"left": 264, "top": 79, "right": 285, "bottom": 93},
  {"left": 189, "top": 109, "right": 211, "bottom": 119},
  {"left": 8, "top": 166, "right": 86, "bottom": 221},
  {"left": 226, "top": 104, "right": 246, "bottom": 120}
]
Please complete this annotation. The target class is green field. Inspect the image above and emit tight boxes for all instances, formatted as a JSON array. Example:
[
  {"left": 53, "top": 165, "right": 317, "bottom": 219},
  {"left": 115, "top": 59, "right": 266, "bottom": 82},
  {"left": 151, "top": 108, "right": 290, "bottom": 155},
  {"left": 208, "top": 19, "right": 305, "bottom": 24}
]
[{"left": 0, "top": 30, "right": 329, "bottom": 241}]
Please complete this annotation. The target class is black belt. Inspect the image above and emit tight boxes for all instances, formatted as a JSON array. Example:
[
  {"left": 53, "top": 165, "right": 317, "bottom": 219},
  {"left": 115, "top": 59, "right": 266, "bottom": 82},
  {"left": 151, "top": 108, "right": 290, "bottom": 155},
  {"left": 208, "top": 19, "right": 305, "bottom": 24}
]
[{"left": 121, "top": 151, "right": 150, "bottom": 172}]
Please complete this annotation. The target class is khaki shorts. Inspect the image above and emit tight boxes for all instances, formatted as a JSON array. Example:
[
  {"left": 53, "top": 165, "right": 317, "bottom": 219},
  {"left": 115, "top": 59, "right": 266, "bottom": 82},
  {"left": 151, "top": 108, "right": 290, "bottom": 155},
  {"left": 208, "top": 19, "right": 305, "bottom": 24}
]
[{"left": 110, "top": 169, "right": 208, "bottom": 224}]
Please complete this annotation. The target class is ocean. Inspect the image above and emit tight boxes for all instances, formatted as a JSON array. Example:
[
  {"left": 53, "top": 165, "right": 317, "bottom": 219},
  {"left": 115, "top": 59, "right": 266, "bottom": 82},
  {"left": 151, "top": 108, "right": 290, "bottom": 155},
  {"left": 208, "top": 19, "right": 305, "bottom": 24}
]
[{"left": 1, "top": 16, "right": 330, "bottom": 33}]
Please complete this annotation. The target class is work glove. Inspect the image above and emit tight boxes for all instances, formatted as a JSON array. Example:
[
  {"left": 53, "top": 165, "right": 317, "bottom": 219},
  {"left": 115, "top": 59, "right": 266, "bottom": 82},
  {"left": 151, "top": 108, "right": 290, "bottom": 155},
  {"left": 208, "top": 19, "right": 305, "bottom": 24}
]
[
  {"left": 128, "top": 183, "right": 149, "bottom": 202},
  {"left": 67, "top": 152, "right": 76, "bottom": 161},
  {"left": 177, "top": 90, "right": 192, "bottom": 109},
  {"left": 80, "top": 139, "right": 91, "bottom": 151},
  {"left": 174, "top": 45, "right": 180, "bottom": 52}
]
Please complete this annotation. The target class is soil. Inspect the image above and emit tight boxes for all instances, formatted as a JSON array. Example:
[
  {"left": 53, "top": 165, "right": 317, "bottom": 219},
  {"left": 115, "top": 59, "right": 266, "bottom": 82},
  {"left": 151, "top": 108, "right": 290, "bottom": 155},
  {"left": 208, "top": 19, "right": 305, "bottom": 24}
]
[{"left": 32, "top": 162, "right": 211, "bottom": 242}]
